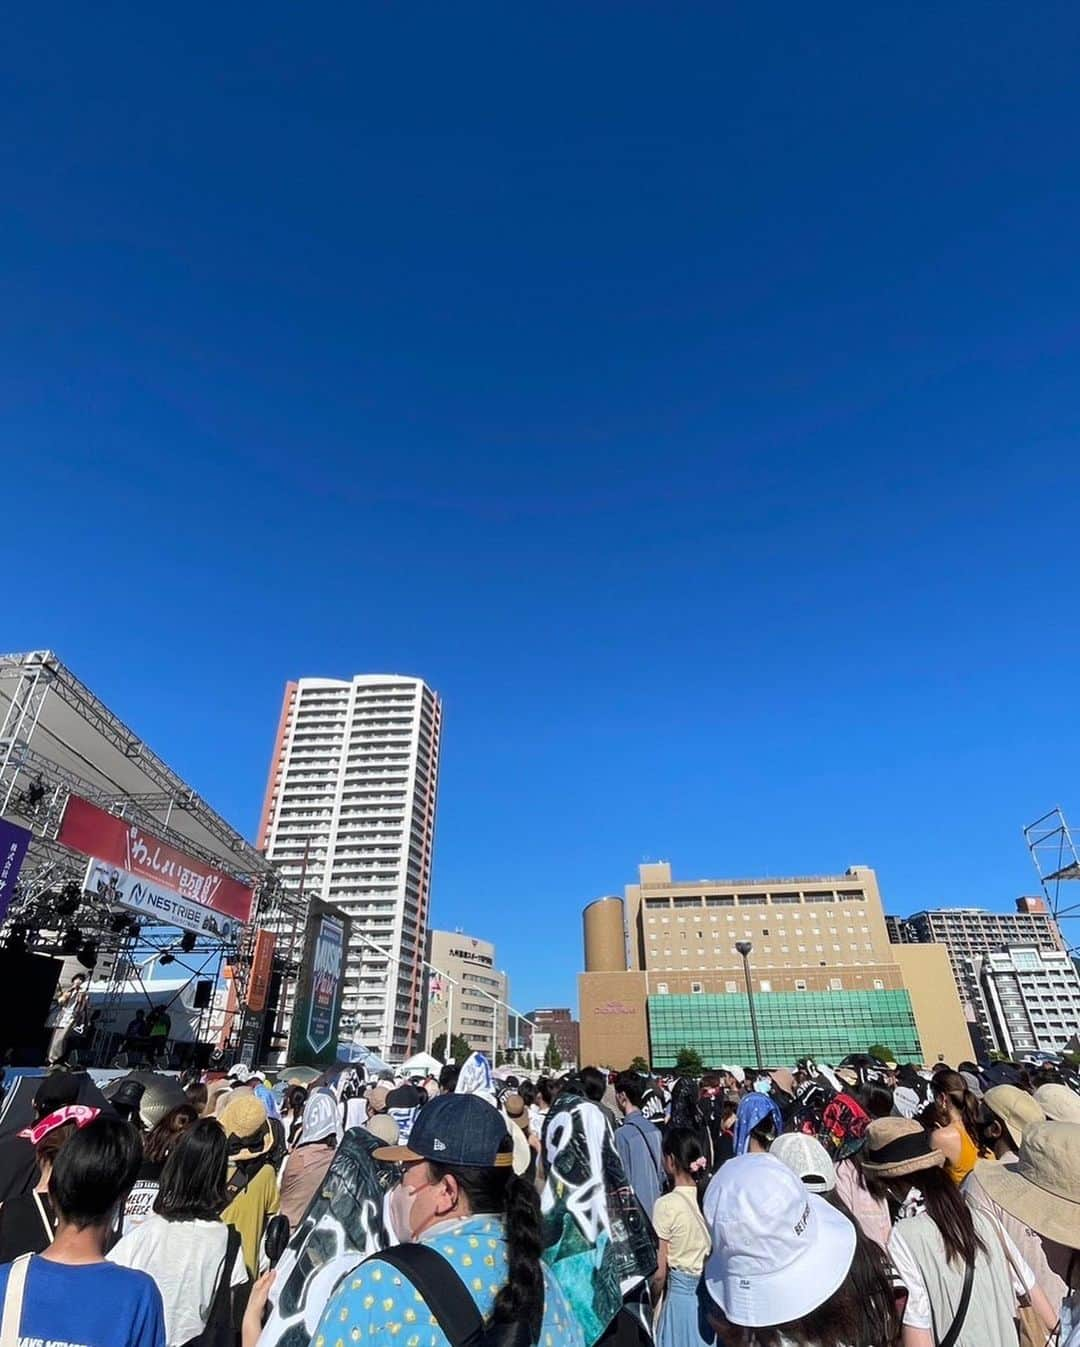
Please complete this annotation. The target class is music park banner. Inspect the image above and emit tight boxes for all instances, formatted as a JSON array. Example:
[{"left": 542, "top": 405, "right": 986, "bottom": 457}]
[
  {"left": 59, "top": 795, "right": 253, "bottom": 924},
  {"left": 288, "top": 899, "right": 351, "bottom": 1066},
  {"left": 84, "top": 858, "right": 241, "bottom": 943}
]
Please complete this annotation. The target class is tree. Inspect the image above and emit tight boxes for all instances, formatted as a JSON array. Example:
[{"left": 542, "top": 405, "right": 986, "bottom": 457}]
[
  {"left": 431, "top": 1033, "right": 472, "bottom": 1065},
  {"left": 674, "top": 1046, "right": 704, "bottom": 1077},
  {"left": 543, "top": 1037, "right": 563, "bottom": 1071},
  {"left": 628, "top": 1055, "right": 650, "bottom": 1074},
  {"left": 867, "top": 1044, "right": 895, "bottom": 1065}
]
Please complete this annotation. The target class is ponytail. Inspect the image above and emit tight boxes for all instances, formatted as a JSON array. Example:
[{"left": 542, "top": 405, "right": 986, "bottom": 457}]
[
  {"left": 932, "top": 1071, "right": 981, "bottom": 1149},
  {"left": 429, "top": 1139, "right": 545, "bottom": 1344},
  {"left": 662, "top": 1125, "right": 709, "bottom": 1205}
]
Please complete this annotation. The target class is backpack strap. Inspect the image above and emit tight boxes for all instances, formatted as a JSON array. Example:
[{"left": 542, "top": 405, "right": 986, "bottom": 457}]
[
  {"left": 371, "top": 1245, "right": 484, "bottom": 1347},
  {"left": 937, "top": 1254, "right": 975, "bottom": 1347},
  {"left": 1, "top": 1254, "right": 32, "bottom": 1347}
]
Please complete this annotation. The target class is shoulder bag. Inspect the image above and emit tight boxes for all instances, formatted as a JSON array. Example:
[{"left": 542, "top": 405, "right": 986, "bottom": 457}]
[
  {"left": 936, "top": 1255, "right": 975, "bottom": 1347},
  {"left": 0, "top": 1254, "right": 33, "bottom": 1347},
  {"left": 372, "top": 1244, "right": 535, "bottom": 1347}
]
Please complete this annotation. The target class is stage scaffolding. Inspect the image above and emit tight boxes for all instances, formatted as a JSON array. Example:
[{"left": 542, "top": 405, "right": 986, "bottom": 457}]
[
  {"left": 0, "top": 650, "right": 307, "bottom": 1064},
  {"left": 1024, "top": 806, "right": 1080, "bottom": 954}
]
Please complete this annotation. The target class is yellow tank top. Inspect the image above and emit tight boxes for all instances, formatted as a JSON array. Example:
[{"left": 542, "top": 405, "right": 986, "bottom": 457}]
[{"left": 945, "top": 1126, "right": 978, "bottom": 1184}]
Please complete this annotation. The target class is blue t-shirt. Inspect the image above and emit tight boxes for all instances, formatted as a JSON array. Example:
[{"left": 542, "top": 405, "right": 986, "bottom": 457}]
[
  {"left": 314, "top": 1214, "right": 584, "bottom": 1347},
  {"left": 0, "top": 1256, "right": 165, "bottom": 1347}
]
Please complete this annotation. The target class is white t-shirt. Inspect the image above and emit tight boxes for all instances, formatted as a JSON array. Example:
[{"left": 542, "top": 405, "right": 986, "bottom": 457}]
[
  {"left": 109, "top": 1213, "right": 248, "bottom": 1346},
  {"left": 888, "top": 1219, "right": 1035, "bottom": 1332}
]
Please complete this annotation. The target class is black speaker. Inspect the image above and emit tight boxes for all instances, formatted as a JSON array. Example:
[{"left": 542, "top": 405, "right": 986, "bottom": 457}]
[
  {"left": 0, "top": 951, "right": 63, "bottom": 1065},
  {"left": 193, "top": 979, "right": 213, "bottom": 1009}
]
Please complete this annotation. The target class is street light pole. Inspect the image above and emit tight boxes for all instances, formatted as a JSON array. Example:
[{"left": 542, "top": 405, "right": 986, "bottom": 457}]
[{"left": 735, "top": 940, "right": 764, "bottom": 1069}]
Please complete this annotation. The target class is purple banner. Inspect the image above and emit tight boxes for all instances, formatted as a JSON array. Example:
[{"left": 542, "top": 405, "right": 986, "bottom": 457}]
[{"left": 0, "top": 817, "right": 31, "bottom": 923}]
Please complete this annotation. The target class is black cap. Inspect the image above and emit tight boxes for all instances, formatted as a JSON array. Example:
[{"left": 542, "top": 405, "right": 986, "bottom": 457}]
[{"left": 34, "top": 1072, "right": 81, "bottom": 1116}]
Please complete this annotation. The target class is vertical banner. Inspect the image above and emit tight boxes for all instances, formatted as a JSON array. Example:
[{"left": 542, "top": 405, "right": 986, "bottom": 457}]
[
  {"left": 245, "top": 929, "right": 277, "bottom": 1012},
  {"left": 0, "top": 819, "right": 32, "bottom": 924},
  {"left": 288, "top": 900, "right": 352, "bottom": 1066}
]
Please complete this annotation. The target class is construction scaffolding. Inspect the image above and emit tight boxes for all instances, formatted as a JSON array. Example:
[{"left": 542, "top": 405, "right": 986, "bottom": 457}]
[
  {"left": 0, "top": 650, "right": 307, "bottom": 1063},
  {"left": 1024, "top": 806, "right": 1080, "bottom": 954}
]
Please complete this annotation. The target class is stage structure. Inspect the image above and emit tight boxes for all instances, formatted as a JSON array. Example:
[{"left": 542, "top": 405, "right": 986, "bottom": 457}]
[
  {"left": 0, "top": 650, "right": 307, "bottom": 1064},
  {"left": 1025, "top": 806, "right": 1079, "bottom": 955}
]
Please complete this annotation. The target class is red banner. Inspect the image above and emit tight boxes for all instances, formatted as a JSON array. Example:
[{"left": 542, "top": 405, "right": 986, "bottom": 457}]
[
  {"left": 58, "top": 795, "right": 253, "bottom": 925},
  {"left": 246, "top": 929, "right": 277, "bottom": 1012}
]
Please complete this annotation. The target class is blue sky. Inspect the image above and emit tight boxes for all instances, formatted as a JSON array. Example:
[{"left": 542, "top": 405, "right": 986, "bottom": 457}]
[{"left": 4, "top": 7, "right": 1080, "bottom": 1014}]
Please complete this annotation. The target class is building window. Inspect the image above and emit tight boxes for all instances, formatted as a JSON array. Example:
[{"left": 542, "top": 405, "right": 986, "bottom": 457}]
[
  {"left": 830, "top": 977, "right": 843, "bottom": 990},
  {"left": 691, "top": 981, "right": 704, "bottom": 994},
  {"left": 795, "top": 979, "right": 807, "bottom": 991},
  {"left": 873, "top": 978, "right": 885, "bottom": 990},
  {"left": 759, "top": 979, "right": 771, "bottom": 993},
  {"left": 725, "top": 980, "right": 737, "bottom": 993},
  {"left": 656, "top": 982, "right": 669, "bottom": 995}
]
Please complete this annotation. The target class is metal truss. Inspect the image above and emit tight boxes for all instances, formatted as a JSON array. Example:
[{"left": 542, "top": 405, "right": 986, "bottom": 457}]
[
  {"left": 0, "top": 651, "right": 268, "bottom": 873},
  {"left": 1024, "top": 807, "right": 1080, "bottom": 952}
]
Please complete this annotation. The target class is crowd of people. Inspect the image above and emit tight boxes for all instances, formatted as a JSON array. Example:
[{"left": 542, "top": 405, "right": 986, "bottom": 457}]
[{"left": 0, "top": 1048, "right": 1077, "bottom": 1347}]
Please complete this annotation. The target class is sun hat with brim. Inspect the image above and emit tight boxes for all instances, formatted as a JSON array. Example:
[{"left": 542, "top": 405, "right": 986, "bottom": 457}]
[
  {"left": 364, "top": 1114, "right": 400, "bottom": 1146},
  {"left": 977, "top": 1121, "right": 1080, "bottom": 1248},
  {"left": 503, "top": 1094, "right": 530, "bottom": 1130},
  {"left": 862, "top": 1117, "right": 946, "bottom": 1178},
  {"left": 1033, "top": 1083, "right": 1080, "bottom": 1124},
  {"left": 703, "top": 1154, "right": 855, "bottom": 1327},
  {"left": 219, "top": 1092, "right": 274, "bottom": 1161},
  {"left": 374, "top": 1093, "right": 513, "bottom": 1168},
  {"left": 770, "top": 1133, "right": 837, "bottom": 1193},
  {"left": 983, "top": 1085, "right": 1045, "bottom": 1150}
]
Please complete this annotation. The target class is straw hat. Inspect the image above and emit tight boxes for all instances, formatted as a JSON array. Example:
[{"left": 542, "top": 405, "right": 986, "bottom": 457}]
[
  {"left": 1033, "top": 1083, "right": 1080, "bottom": 1124},
  {"left": 503, "top": 1093, "right": 530, "bottom": 1131},
  {"left": 364, "top": 1114, "right": 400, "bottom": 1146},
  {"left": 861, "top": 1117, "right": 946, "bottom": 1178},
  {"left": 219, "top": 1092, "right": 274, "bottom": 1161},
  {"left": 977, "top": 1122, "right": 1080, "bottom": 1248},
  {"left": 983, "top": 1085, "right": 1045, "bottom": 1150}
]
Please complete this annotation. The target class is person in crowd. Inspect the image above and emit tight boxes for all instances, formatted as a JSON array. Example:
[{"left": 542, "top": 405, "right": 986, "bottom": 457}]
[
  {"left": 301, "top": 1094, "right": 584, "bottom": 1347},
  {"left": 667, "top": 1077, "right": 715, "bottom": 1172},
  {"left": 531, "top": 1076, "right": 555, "bottom": 1143},
  {"left": 978, "top": 1120, "right": 1080, "bottom": 1347},
  {"left": 219, "top": 1093, "right": 281, "bottom": 1278},
  {"left": 823, "top": 1093, "right": 891, "bottom": 1249},
  {"left": 278, "top": 1090, "right": 339, "bottom": 1230},
  {"left": 121, "top": 1103, "right": 199, "bottom": 1235},
  {"left": 280, "top": 1084, "right": 309, "bottom": 1147},
  {"left": 732, "top": 1091, "right": 782, "bottom": 1156},
  {"left": 47, "top": 973, "right": 90, "bottom": 1066},
  {"left": 703, "top": 1152, "right": 900, "bottom": 1347},
  {"left": 0, "top": 1072, "right": 81, "bottom": 1202},
  {"left": 109, "top": 1118, "right": 248, "bottom": 1347},
  {"left": 0, "top": 1106, "right": 93, "bottom": 1260},
  {"left": 184, "top": 1081, "right": 208, "bottom": 1115},
  {"left": 1034, "top": 1082, "right": 1080, "bottom": 1123},
  {"left": 651, "top": 1127, "right": 712, "bottom": 1347},
  {"left": 0, "top": 1115, "right": 165, "bottom": 1347},
  {"left": 581, "top": 1066, "right": 620, "bottom": 1131},
  {"left": 503, "top": 1092, "right": 540, "bottom": 1184},
  {"left": 964, "top": 1085, "right": 1066, "bottom": 1311},
  {"left": 362, "top": 1112, "right": 400, "bottom": 1147},
  {"left": 385, "top": 1077, "right": 426, "bottom": 1144},
  {"left": 614, "top": 1071, "right": 665, "bottom": 1228},
  {"left": 862, "top": 1116, "right": 1058, "bottom": 1346},
  {"left": 925, "top": 1070, "right": 982, "bottom": 1184},
  {"left": 437, "top": 1062, "right": 459, "bottom": 1094}
]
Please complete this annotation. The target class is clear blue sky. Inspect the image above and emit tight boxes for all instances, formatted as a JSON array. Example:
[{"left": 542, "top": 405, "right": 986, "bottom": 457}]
[{"left": 4, "top": 7, "right": 1079, "bottom": 1015}]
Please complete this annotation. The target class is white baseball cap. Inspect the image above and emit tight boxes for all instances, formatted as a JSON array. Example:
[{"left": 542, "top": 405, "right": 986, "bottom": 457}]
[
  {"left": 703, "top": 1154, "right": 855, "bottom": 1326},
  {"left": 769, "top": 1133, "right": 837, "bottom": 1193}
]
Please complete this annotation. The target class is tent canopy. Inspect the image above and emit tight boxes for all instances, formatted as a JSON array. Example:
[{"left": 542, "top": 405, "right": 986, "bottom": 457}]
[{"left": 400, "top": 1052, "right": 442, "bottom": 1077}]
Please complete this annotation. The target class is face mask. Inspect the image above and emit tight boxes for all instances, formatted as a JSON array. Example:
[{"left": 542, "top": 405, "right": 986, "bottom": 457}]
[
  {"left": 753, "top": 1079, "right": 772, "bottom": 1095},
  {"left": 388, "top": 1170, "right": 439, "bottom": 1241}
]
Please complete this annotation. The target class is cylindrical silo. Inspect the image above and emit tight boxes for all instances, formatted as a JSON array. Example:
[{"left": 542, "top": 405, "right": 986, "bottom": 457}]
[{"left": 583, "top": 895, "right": 627, "bottom": 972}]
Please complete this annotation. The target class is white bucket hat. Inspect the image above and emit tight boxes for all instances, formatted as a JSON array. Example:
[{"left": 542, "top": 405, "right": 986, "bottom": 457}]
[{"left": 703, "top": 1154, "right": 855, "bottom": 1327}]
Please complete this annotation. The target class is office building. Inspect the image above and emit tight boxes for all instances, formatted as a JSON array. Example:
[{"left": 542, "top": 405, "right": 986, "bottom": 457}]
[
  {"left": 258, "top": 675, "right": 442, "bottom": 1061},
  {"left": 424, "top": 930, "right": 508, "bottom": 1057},
  {"left": 526, "top": 1007, "right": 580, "bottom": 1068},
  {"left": 886, "top": 899, "right": 1066, "bottom": 1053},
  {"left": 579, "top": 861, "right": 970, "bottom": 1069},
  {"left": 970, "top": 947, "right": 1080, "bottom": 1057}
]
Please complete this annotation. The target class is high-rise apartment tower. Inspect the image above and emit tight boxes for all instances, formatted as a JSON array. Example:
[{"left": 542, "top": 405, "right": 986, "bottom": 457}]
[{"left": 258, "top": 675, "right": 442, "bottom": 1061}]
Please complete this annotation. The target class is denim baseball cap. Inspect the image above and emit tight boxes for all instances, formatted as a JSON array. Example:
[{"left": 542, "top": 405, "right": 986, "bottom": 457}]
[{"left": 374, "top": 1093, "right": 513, "bottom": 1167}]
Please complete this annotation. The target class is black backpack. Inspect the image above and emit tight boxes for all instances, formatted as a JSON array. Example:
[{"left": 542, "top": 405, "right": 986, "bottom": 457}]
[{"left": 371, "top": 1244, "right": 536, "bottom": 1347}]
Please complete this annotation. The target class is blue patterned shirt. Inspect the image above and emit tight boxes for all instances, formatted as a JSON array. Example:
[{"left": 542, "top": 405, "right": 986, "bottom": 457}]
[{"left": 314, "top": 1214, "right": 584, "bottom": 1347}]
